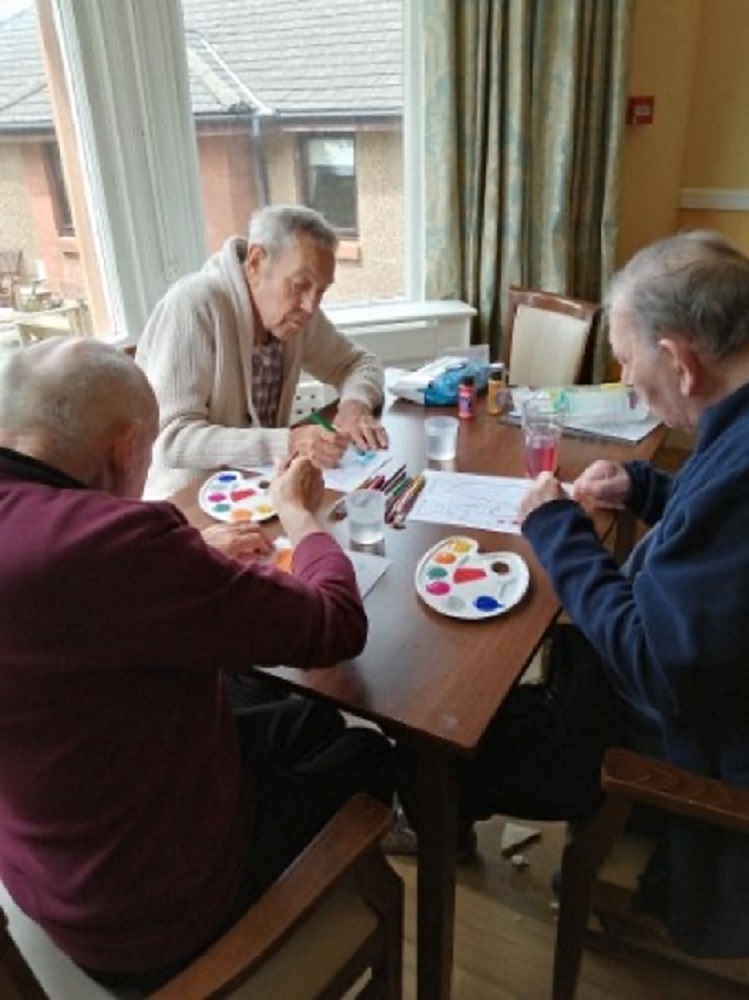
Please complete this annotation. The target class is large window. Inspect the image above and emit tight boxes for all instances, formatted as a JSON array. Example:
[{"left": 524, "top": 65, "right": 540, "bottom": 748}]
[
  {"left": 0, "top": 0, "right": 413, "bottom": 338},
  {"left": 0, "top": 0, "right": 107, "bottom": 329}
]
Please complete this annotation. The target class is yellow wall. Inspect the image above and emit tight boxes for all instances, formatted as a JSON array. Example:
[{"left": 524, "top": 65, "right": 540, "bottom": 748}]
[
  {"left": 681, "top": 0, "right": 749, "bottom": 189},
  {"left": 620, "top": 0, "right": 749, "bottom": 261},
  {"left": 617, "top": 0, "right": 701, "bottom": 264}
]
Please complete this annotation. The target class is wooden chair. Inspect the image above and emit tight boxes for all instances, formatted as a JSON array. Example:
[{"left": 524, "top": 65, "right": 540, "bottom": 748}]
[
  {"left": 0, "top": 794, "right": 403, "bottom": 1000},
  {"left": 501, "top": 285, "right": 601, "bottom": 387},
  {"left": 552, "top": 748, "right": 749, "bottom": 999}
]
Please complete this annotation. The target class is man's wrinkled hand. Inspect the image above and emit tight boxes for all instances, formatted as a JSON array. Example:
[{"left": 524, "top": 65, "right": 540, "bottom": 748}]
[
  {"left": 270, "top": 455, "right": 325, "bottom": 513},
  {"left": 518, "top": 472, "right": 568, "bottom": 524},
  {"left": 289, "top": 424, "right": 349, "bottom": 469},
  {"left": 571, "top": 459, "right": 630, "bottom": 513},
  {"left": 334, "top": 399, "right": 389, "bottom": 452},
  {"left": 202, "top": 522, "right": 274, "bottom": 561}
]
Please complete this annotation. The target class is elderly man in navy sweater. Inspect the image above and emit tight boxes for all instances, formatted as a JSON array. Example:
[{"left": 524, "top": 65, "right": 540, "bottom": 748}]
[
  {"left": 0, "top": 337, "right": 393, "bottom": 993},
  {"left": 447, "top": 230, "right": 749, "bottom": 957}
]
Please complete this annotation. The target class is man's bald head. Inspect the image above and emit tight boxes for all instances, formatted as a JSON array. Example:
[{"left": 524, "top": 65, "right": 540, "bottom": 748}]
[{"left": 0, "top": 337, "right": 158, "bottom": 497}]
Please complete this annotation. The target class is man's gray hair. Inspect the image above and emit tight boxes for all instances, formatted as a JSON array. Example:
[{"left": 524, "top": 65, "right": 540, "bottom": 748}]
[
  {"left": 248, "top": 204, "right": 338, "bottom": 259},
  {"left": 607, "top": 230, "right": 749, "bottom": 360},
  {"left": 0, "top": 338, "right": 152, "bottom": 457}
]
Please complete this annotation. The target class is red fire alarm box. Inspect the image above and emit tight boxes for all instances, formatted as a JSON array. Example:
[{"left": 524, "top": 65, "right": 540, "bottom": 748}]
[{"left": 627, "top": 95, "right": 655, "bottom": 125}]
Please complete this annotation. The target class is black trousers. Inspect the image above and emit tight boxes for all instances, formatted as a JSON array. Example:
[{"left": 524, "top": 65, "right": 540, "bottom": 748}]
[
  {"left": 87, "top": 693, "right": 394, "bottom": 995},
  {"left": 454, "top": 626, "right": 626, "bottom": 827},
  {"left": 395, "top": 625, "right": 627, "bottom": 836}
]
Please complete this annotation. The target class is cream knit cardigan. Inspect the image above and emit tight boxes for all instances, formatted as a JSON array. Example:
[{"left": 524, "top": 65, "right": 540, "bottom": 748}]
[{"left": 136, "top": 237, "right": 384, "bottom": 500}]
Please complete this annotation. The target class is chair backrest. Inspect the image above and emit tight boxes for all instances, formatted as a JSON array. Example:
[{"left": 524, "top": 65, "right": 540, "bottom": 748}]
[
  {"left": 501, "top": 285, "right": 601, "bottom": 387},
  {"left": 0, "top": 794, "right": 402, "bottom": 1000}
]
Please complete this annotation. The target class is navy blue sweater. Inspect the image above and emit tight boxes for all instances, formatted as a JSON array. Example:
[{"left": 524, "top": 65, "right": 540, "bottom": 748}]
[{"left": 523, "top": 382, "right": 749, "bottom": 957}]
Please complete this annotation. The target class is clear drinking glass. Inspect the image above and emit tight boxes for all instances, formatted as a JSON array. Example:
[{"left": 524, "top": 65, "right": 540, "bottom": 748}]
[
  {"left": 521, "top": 393, "right": 565, "bottom": 477},
  {"left": 344, "top": 488, "right": 386, "bottom": 545},
  {"left": 424, "top": 415, "right": 459, "bottom": 462}
]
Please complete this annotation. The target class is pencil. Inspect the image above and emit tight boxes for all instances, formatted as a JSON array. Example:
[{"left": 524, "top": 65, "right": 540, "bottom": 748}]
[
  {"left": 384, "top": 475, "right": 412, "bottom": 521},
  {"left": 391, "top": 473, "right": 426, "bottom": 528},
  {"left": 381, "top": 463, "right": 407, "bottom": 492},
  {"left": 329, "top": 495, "right": 348, "bottom": 521},
  {"left": 309, "top": 409, "right": 370, "bottom": 457},
  {"left": 308, "top": 410, "right": 337, "bottom": 433}
]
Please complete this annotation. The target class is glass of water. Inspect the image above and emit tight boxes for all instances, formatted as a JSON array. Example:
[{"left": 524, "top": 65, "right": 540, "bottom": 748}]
[{"left": 344, "top": 488, "right": 386, "bottom": 545}]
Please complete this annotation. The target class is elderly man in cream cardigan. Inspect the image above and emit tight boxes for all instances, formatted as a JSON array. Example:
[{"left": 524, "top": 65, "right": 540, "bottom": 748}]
[{"left": 136, "top": 204, "right": 388, "bottom": 499}]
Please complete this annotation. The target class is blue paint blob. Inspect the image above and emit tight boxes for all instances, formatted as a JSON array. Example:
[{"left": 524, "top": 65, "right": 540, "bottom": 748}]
[
  {"left": 474, "top": 594, "right": 501, "bottom": 613},
  {"left": 217, "top": 472, "right": 239, "bottom": 483},
  {"left": 213, "top": 502, "right": 232, "bottom": 513}
]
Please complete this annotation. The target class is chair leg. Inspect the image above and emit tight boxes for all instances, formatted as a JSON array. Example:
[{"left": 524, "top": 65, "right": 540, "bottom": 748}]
[
  {"left": 553, "top": 797, "right": 633, "bottom": 1000},
  {"left": 357, "top": 849, "right": 404, "bottom": 999},
  {"left": 553, "top": 835, "right": 597, "bottom": 1000}
]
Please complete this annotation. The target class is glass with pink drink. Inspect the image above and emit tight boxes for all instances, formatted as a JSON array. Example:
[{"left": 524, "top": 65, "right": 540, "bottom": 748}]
[{"left": 521, "top": 393, "right": 565, "bottom": 478}]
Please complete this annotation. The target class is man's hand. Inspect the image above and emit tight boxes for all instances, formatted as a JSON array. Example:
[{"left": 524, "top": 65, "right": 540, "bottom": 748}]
[
  {"left": 269, "top": 455, "right": 325, "bottom": 547},
  {"left": 202, "top": 523, "right": 274, "bottom": 561},
  {"left": 289, "top": 423, "right": 349, "bottom": 469},
  {"left": 571, "top": 460, "right": 631, "bottom": 514},
  {"left": 518, "top": 471, "right": 568, "bottom": 524},
  {"left": 334, "top": 399, "right": 389, "bottom": 451}
]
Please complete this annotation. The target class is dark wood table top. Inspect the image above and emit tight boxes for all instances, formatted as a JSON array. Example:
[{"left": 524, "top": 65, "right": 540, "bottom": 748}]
[{"left": 170, "top": 395, "right": 667, "bottom": 758}]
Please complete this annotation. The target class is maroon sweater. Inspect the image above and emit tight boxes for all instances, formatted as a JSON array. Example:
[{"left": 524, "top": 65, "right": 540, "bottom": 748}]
[{"left": 0, "top": 448, "right": 366, "bottom": 971}]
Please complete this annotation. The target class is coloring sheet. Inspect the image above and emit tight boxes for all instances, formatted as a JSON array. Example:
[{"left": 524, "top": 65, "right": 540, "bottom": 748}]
[
  {"left": 407, "top": 471, "right": 534, "bottom": 535},
  {"left": 240, "top": 448, "right": 395, "bottom": 495},
  {"left": 322, "top": 447, "right": 395, "bottom": 493}
]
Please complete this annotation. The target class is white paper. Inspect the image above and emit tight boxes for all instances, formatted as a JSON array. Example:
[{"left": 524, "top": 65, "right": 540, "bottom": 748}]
[
  {"left": 237, "top": 448, "right": 396, "bottom": 494},
  {"left": 407, "top": 471, "right": 534, "bottom": 534},
  {"left": 508, "top": 386, "right": 661, "bottom": 443},
  {"left": 345, "top": 549, "right": 392, "bottom": 597},
  {"left": 321, "top": 447, "right": 396, "bottom": 493}
]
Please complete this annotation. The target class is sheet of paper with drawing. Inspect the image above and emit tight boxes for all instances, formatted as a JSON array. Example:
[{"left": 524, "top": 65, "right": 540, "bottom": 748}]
[
  {"left": 239, "top": 448, "right": 395, "bottom": 495},
  {"left": 321, "top": 446, "right": 395, "bottom": 492},
  {"left": 407, "top": 471, "right": 537, "bottom": 535}
]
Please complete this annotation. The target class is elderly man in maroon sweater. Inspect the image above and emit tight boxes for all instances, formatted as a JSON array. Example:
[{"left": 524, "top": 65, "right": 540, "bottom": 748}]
[{"left": 0, "top": 337, "right": 393, "bottom": 993}]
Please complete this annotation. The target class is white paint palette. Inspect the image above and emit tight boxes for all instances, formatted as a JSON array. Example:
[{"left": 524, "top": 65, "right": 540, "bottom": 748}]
[
  {"left": 199, "top": 469, "right": 277, "bottom": 524},
  {"left": 414, "top": 536, "right": 529, "bottom": 621}
]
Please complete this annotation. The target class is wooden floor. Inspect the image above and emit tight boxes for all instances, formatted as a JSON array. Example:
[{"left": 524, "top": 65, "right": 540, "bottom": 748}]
[{"left": 390, "top": 815, "right": 743, "bottom": 999}]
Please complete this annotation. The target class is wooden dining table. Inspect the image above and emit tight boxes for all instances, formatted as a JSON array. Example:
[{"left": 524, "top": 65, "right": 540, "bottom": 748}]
[{"left": 170, "top": 393, "right": 667, "bottom": 1000}]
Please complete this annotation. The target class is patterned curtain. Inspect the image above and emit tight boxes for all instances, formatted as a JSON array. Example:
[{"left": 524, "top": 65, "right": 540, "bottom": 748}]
[{"left": 422, "top": 0, "right": 633, "bottom": 378}]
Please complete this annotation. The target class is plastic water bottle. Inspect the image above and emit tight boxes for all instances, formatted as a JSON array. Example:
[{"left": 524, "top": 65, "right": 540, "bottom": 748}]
[{"left": 555, "top": 384, "right": 649, "bottom": 424}]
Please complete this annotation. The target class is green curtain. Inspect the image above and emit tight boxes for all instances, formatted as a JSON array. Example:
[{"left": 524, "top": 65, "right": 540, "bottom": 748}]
[{"left": 422, "top": 0, "right": 633, "bottom": 378}]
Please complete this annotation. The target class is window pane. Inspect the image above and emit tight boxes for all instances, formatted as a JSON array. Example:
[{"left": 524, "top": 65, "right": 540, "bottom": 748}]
[
  {"left": 181, "top": 0, "right": 405, "bottom": 306},
  {"left": 302, "top": 136, "right": 357, "bottom": 233},
  {"left": 0, "top": 0, "right": 105, "bottom": 338}
]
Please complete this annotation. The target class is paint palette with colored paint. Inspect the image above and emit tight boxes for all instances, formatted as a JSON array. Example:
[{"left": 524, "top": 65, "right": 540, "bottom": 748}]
[
  {"left": 199, "top": 470, "right": 277, "bottom": 524},
  {"left": 414, "top": 536, "right": 529, "bottom": 621}
]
